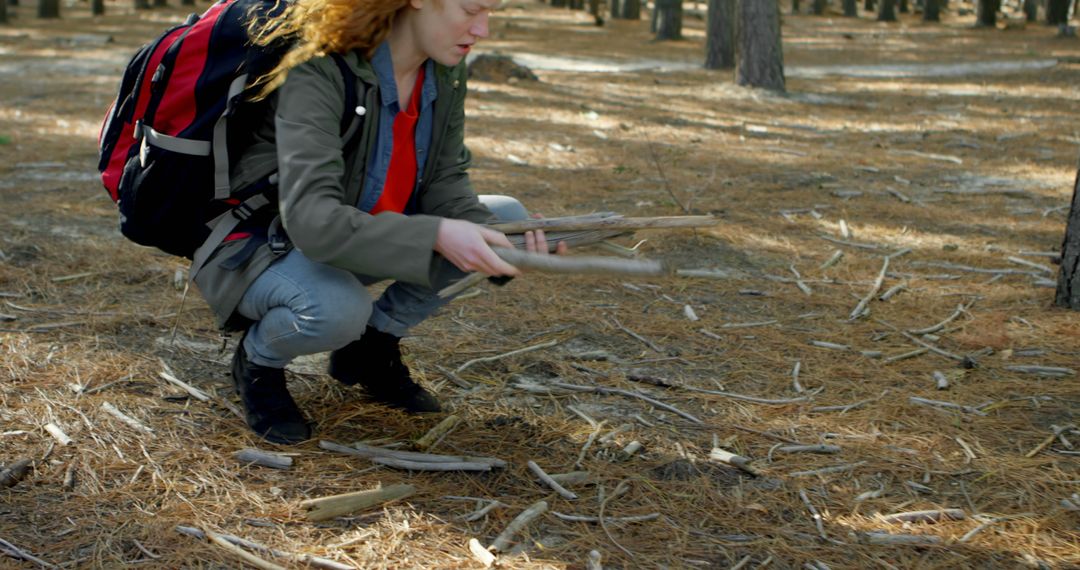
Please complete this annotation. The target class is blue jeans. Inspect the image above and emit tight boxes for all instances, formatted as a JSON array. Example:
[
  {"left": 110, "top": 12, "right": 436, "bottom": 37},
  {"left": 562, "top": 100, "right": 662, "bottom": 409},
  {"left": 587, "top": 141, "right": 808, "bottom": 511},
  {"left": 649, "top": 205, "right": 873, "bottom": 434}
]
[{"left": 237, "top": 195, "right": 527, "bottom": 368}]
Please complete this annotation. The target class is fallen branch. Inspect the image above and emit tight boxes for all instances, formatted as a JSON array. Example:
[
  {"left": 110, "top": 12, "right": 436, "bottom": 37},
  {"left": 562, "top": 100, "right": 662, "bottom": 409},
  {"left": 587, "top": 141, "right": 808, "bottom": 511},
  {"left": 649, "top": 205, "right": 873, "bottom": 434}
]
[
  {"left": 455, "top": 339, "right": 560, "bottom": 373},
  {"left": 101, "top": 402, "right": 154, "bottom": 435},
  {"left": 490, "top": 500, "right": 549, "bottom": 553},
  {"left": 774, "top": 445, "right": 841, "bottom": 455},
  {"left": 909, "top": 396, "right": 988, "bottom": 416},
  {"left": 1004, "top": 365, "right": 1075, "bottom": 377},
  {"left": 908, "top": 303, "right": 968, "bottom": 335},
  {"left": 799, "top": 489, "right": 829, "bottom": 541},
  {"left": 879, "top": 509, "right": 965, "bottom": 524},
  {"left": 681, "top": 385, "right": 813, "bottom": 405},
  {"left": 320, "top": 440, "right": 505, "bottom": 469},
  {"left": 487, "top": 215, "right": 717, "bottom": 234},
  {"left": 415, "top": 415, "right": 460, "bottom": 451},
  {"left": 0, "top": 536, "right": 58, "bottom": 569},
  {"left": 234, "top": 449, "right": 292, "bottom": 470},
  {"left": 43, "top": 423, "right": 72, "bottom": 446},
  {"left": 158, "top": 370, "right": 211, "bottom": 402},
  {"left": 709, "top": 448, "right": 761, "bottom": 476},
  {"left": 528, "top": 460, "right": 578, "bottom": 500},
  {"left": 610, "top": 317, "right": 665, "bottom": 354},
  {"left": 551, "top": 511, "right": 660, "bottom": 524},
  {"left": 849, "top": 257, "right": 890, "bottom": 320},
  {"left": 175, "top": 526, "right": 352, "bottom": 570},
  {"left": 858, "top": 532, "right": 942, "bottom": 546},
  {"left": 458, "top": 500, "right": 506, "bottom": 522},
  {"left": 788, "top": 462, "right": 866, "bottom": 478},
  {"left": 300, "top": 484, "right": 416, "bottom": 522},
  {"left": 539, "top": 380, "right": 703, "bottom": 424},
  {"left": 468, "top": 538, "right": 496, "bottom": 567}
]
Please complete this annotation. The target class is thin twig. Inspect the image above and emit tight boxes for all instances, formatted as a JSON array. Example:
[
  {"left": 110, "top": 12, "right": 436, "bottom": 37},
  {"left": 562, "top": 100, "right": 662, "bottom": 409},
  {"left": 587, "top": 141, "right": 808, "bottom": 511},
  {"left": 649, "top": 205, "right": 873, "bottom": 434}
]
[
  {"left": 528, "top": 460, "right": 578, "bottom": 500},
  {"left": 455, "top": 339, "right": 560, "bottom": 373},
  {"left": 849, "top": 257, "right": 890, "bottom": 320},
  {"left": 610, "top": 317, "right": 665, "bottom": 354}
]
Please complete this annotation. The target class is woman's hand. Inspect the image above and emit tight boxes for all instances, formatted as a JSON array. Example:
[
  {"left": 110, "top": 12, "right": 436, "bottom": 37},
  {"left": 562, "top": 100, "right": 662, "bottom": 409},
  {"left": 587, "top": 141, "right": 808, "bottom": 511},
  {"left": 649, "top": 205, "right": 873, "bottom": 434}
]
[
  {"left": 435, "top": 218, "right": 520, "bottom": 277},
  {"left": 522, "top": 213, "right": 569, "bottom": 256}
]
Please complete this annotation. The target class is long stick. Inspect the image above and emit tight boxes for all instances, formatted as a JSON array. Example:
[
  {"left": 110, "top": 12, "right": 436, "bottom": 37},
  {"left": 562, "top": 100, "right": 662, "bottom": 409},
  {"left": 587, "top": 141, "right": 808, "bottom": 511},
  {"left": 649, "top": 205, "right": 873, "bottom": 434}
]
[
  {"left": 493, "top": 248, "right": 665, "bottom": 276},
  {"left": 849, "top": 257, "right": 890, "bottom": 320},
  {"left": 545, "top": 381, "right": 703, "bottom": 425},
  {"left": 490, "top": 501, "right": 549, "bottom": 553},
  {"left": 487, "top": 215, "right": 716, "bottom": 234}
]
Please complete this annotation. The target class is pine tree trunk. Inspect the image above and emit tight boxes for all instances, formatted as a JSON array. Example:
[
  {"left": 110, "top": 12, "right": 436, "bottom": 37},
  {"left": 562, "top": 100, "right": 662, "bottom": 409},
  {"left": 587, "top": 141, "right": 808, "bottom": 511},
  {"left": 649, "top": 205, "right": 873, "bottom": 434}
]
[
  {"left": 153, "top": 0, "right": 167, "bottom": 7},
  {"left": 181, "top": 0, "right": 194, "bottom": 5},
  {"left": 0, "top": 0, "right": 6, "bottom": 24},
  {"left": 812, "top": 0, "right": 827, "bottom": 14},
  {"left": 551, "top": 0, "right": 566, "bottom": 7},
  {"left": 610, "top": 0, "right": 621, "bottom": 17},
  {"left": 655, "top": 0, "right": 683, "bottom": 39},
  {"left": 898, "top": 0, "right": 908, "bottom": 11},
  {"left": 976, "top": 0, "right": 999, "bottom": 25},
  {"left": 38, "top": 0, "right": 59, "bottom": 17},
  {"left": 569, "top": 0, "right": 585, "bottom": 10},
  {"left": 864, "top": 0, "right": 875, "bottom": 11},
  {"left": 1046, "top": 0, "right": 1069, "bottom": 23},
  {"left": 736, "top": 0, "right": 785, "bottom": 91},
  {"left": 792, "top": 0, "right": 800, "bottom": 12},
  {"left": 923, "top": 0, "right": 940, "bottom": 20},
  {"left": 589, "top": 0, "right": 601, "bottom": 21},
  {"left": 1023, "top": 0, "right": 1037, "bottom": 20},
  {"left": 843, "top": 0, "right": 857, "bottom": 15},
  {"left": 705, "top": 0, "right": 735, "bottom": 69},
  {"left": 877, "top": 0, "right": 896, "bottom": 20},
  {"left": 91, "top": 0, "right": 104, "bottom": 14},
  {"left": 1055, "top": 166, "right": 1080, "bottom": 309},
  {"left": 622, "top": 0, "right": 641, "bottom": 18},
  {"left": 134, "top": 0, "right": 150, "bottom": 9}
]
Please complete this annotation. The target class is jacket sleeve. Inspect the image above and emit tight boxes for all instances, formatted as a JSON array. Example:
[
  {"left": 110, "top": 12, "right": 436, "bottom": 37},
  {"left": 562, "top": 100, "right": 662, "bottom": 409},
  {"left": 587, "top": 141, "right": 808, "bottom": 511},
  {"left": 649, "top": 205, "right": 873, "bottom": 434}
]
[
  {"left": 417, "top": 63, "right": 494, "bottom": 225},
  {"left": 275, "top": 57, "right": 443, "bottom": 287}
]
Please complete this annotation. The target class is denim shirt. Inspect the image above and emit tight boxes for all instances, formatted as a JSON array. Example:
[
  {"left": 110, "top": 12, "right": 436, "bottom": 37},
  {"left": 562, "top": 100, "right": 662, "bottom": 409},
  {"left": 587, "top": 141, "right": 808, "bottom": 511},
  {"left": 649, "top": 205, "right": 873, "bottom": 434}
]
[{"left": 357, "top": 42, "right": 438, "bottom": 213}]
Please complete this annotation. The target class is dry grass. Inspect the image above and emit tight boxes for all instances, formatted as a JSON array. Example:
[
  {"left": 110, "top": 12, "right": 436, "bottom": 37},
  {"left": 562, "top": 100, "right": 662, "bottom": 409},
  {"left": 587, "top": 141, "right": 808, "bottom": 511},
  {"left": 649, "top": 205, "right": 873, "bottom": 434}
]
[{"left": 2, "top": 0, "right": 1080, "bottom": 568}]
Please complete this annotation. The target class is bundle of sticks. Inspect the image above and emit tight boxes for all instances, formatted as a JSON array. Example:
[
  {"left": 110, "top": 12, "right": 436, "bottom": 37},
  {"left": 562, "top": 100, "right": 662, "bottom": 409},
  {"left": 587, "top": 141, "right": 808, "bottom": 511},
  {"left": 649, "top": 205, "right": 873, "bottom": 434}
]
[{"left": 439, "top": 213, "right": 718, "bottom": 298}]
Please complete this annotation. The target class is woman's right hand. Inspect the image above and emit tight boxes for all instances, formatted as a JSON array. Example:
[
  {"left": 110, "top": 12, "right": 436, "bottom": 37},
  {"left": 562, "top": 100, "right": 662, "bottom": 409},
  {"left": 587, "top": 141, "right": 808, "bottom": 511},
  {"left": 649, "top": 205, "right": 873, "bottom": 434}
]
[{"left": 434, "top": 219, "right": 521, "bottom": 277}]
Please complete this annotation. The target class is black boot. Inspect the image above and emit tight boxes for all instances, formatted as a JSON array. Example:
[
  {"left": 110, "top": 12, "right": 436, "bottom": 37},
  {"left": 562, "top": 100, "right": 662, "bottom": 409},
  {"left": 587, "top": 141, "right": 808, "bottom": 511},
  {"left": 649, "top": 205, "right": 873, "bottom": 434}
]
[
  {"left": 231, "top": 337, "right": 310, "bottom": 444},
  {"left": 328, "top": 326, "right": 441, "bottom": 413}
]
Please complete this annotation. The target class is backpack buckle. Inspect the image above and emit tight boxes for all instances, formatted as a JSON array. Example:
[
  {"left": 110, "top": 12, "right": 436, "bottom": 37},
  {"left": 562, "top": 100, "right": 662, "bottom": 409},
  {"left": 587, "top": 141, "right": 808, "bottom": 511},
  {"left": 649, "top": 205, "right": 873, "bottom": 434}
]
[
  {"left": 231, "top": 202, "right": 256, "bottom": 221},
  {"left": 267, "top": 215, "right": 289, "bottom": 255}
]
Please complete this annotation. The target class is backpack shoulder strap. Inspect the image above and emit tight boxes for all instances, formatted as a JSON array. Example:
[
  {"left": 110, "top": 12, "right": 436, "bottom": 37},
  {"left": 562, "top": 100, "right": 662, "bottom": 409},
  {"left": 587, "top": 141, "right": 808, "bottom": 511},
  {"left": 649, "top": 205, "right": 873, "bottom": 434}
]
[{"left": 329, "top": 53, "right": 359, "bottom": 138}]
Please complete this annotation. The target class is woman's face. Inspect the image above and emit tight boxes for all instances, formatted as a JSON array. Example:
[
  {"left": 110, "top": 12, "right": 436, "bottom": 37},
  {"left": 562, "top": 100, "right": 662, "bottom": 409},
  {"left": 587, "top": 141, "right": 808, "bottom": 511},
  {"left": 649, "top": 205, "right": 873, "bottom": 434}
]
[{"left": 408, "top": 0, "right": 498, "bottom": 66}]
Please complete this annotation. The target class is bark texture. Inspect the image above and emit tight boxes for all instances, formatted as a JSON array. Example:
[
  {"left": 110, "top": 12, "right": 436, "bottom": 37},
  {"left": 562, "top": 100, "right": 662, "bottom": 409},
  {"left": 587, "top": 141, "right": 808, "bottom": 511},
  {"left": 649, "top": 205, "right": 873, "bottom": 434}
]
[
  {"left": 1047, "top": 0, "right": 1069, "bottom": 24},
  {"left": 736, "top": 0, "right": 785, "bottom": 91},
  {"left": 92, "top": 0, "right": 105, "bottom": 15},
  {"left": 705, "top": 0, "right": 736, "bottom": 69},
  {"left": 1055, "top": 166, "right": 1080, "bottom": 309},
  {"left": 976, "top": 0, "right": 999, "bottom": 26},
  {"left": 38, "top": 0, "right": 59, "bottom": 17},
  {"left": 655, "top": 0, "right": 683, "bottom": 39},
  {"left": 923, "top": 0, "right": 940, "bottom": 20},
  {"left": 843, "top": 0, "right": 857, "bottom": 16},
  {"left": 877, "top": 0, "right": 896, "bottom": 20}
]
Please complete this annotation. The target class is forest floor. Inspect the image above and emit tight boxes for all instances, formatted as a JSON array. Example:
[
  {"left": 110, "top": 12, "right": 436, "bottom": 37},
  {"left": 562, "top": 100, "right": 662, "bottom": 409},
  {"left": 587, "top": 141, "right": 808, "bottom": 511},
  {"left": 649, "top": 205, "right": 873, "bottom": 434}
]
[{"left": 1, "top": 1, "right": 1079, "bottom": 568}]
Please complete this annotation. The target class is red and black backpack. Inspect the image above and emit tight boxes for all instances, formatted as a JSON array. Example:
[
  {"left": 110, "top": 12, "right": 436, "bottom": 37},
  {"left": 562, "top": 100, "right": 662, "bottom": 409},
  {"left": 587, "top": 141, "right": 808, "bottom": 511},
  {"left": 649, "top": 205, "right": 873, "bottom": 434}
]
[{"left": 97, "top": 0, "right": 361, "bottom": 264}]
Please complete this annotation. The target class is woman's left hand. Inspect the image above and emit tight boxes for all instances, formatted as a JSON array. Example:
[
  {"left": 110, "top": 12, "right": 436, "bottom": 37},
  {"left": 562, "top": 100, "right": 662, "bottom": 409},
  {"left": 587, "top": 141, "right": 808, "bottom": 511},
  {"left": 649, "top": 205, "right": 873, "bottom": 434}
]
[{"left": 523, "top": 228, "right": 569, "bottom": 256}]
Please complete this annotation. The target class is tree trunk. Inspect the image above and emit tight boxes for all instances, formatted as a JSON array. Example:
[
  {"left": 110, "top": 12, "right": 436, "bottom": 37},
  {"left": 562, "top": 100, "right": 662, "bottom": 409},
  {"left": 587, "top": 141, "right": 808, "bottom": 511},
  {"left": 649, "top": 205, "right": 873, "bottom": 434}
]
[
  {"left": 877, "top": 0, "right": 896, "bottom": 20},
  {"left": 91, "top": 0, "right": 104, "bottom": 14},
  {"left": 843, "top": 0, "right": 857, "bottom": 15},
  {"left": 551, "top": 0, "right": 566, "bottom": 7},
  {"left": 1046, "top": 0, "right": 1069, "bottom": 23},
  {"left": 1055, "top": 166, "right": 1080, "bottom": 309},
  {"left": 1023, "top": 0, "right": 1037, "bottom": 20},
  {"left": 610, "top": 0, "right": 621, "bottom": 17},
  {"left": 153, "top": 0, "right": 167, "bottom": 6},
  {"left": 8, "top": 0, "right": 17, "bottom": 7},
  {"left": 655, "top": 0, "right": 683, "bottom": 39},
  {"left": 705, "top": 0, "right": 735, "bottom": 69},
  {"left": 38, "top": 0, "right": 59, "bottom": 17},
  {"left": 812, "top": 0, "right": 827, "bottom": 13},
  {"left": 736, "top": 0, "right": 785, "bottom": 91},
  {"left": 976, "top": 0, "right": 999, "bottom": 25},
  {"left": 0, "top": 0, "right": 6, "bottom": 25},
  {"left": 898, "top": 0, "right": 908, "bottom": 11},
  {"left": 864, "top": 0, "right": 875, "bottom": 11},
  {"left": 134, "top": 0, "right": 150, "bottom": 9},
  {"left": 792, "top": 0, "right": 800, "bottom": 12},
  {"left": 589, "top": 0, "right": 602, "bottom": 22},
  {"left": 181, "top": 0, "right": 194, "bottom": 5},
  {"left": 923, "top": 0, "right": 940, "bottom": 20},
  {"left": 622, "top": 0, "right": 641, "bottom": 18},
  {"left": 569, "top": 0, "right": 585, "bottom": 9}
]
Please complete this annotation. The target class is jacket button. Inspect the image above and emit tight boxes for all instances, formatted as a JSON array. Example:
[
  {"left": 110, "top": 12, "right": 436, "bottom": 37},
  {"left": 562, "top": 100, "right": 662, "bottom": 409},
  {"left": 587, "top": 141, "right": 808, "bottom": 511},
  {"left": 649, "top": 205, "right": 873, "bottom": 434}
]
[{"left": 453, "top": 79, "right": 460, "bottom": 88}]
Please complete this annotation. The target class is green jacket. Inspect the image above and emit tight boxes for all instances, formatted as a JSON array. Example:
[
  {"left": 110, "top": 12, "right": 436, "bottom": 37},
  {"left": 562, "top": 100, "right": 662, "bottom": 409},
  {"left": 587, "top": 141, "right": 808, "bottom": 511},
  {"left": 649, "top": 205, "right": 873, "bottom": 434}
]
[{"left": 193, "top": 51, "right": 492, "bottom": 329}]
